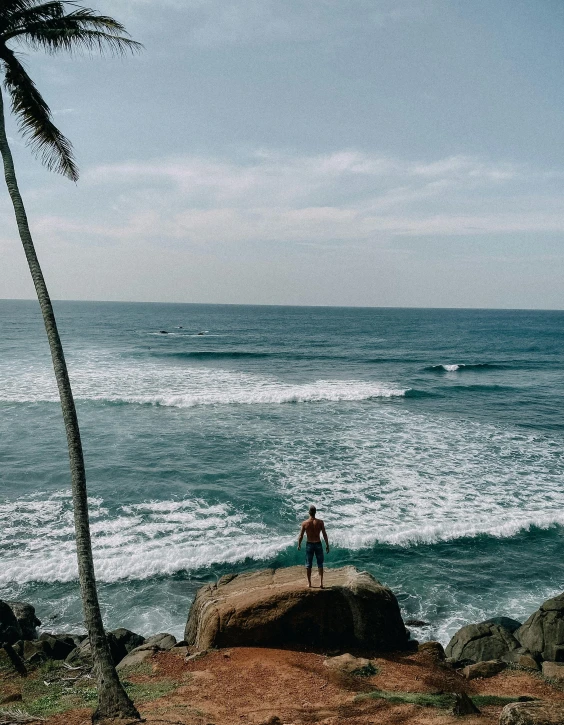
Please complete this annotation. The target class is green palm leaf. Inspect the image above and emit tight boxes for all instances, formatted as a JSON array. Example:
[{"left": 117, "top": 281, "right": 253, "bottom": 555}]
[
  {"left": 1, "top": 46, "right": 78, "bottom": 180},
  {"left": 0, "top": 0, "right": 142, "bottom": 178}
]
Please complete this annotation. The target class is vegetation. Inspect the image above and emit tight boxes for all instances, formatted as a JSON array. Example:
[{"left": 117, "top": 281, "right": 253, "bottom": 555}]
[
  {"left": 0, "top": 1, "right": 141, "bottom": 720},
  {"left": 355, "top": 689, "right": 531, "bottom": 709}
]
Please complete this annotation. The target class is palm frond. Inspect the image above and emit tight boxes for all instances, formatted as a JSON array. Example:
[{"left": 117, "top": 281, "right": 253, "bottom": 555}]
[
  {"left": 5, "top": 2, "right": 66, "bottom": 30},
  {"left": 1, "top": 48, "right": 78, "bottom": 180},
  {"left": 4, "top": 7, "right": 143, "bottom": 56}
]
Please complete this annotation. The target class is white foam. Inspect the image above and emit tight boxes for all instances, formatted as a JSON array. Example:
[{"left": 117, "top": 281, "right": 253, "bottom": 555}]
[
  {"left": 0, "top": 356, "right": 406, "bottom": 406},
  {"left": 442, "top": 364, "right": 461, "bottom": 372},
  {"left": 0, "top": 494, "right": 287, "bottom": 585},
  {"left": 255, "top": 406, "right": 564, "bottom": 549}
]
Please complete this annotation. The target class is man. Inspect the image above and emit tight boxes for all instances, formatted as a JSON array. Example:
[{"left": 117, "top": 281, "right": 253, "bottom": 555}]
[{"left": 297, "top": 505, "right": 330, "bottom": 588}]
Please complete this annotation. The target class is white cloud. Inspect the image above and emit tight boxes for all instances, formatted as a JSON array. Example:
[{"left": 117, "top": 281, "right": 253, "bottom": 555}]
[{"left": 30, "top": 149, "right": 564, "bottom": 252}]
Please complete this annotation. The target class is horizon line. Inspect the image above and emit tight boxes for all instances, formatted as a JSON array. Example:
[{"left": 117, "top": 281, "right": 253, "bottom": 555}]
[{"left": 1, "top": 298, "right": 563, "bottom": 313}]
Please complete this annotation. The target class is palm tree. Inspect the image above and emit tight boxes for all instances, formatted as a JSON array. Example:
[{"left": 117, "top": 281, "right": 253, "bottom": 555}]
[{"left": 0, "top": 2, "right": 142, "bottom": 721}]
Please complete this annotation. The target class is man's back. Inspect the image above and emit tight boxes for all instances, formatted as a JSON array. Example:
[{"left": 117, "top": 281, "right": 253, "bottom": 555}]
[{"left": 302, "top": 517, "right": 325, "bottom": 542}]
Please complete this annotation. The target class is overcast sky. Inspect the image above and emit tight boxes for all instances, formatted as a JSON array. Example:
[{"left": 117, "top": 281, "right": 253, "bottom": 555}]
[{"left": 2, "top": 0, "right": 564, "bottom": 308}]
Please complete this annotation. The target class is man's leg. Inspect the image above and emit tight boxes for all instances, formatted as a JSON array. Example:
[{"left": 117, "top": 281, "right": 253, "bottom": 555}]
[
  {"left": 318, "top": 567, "right": 324, "bottom": 589},
  {"left": 306, "top": 567, "right": 312, "bottom": 587}
]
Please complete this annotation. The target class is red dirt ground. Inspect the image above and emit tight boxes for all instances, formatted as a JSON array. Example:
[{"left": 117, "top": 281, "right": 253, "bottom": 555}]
[{"left": 41, "top": 646, "right": 564, "bottom": 725}]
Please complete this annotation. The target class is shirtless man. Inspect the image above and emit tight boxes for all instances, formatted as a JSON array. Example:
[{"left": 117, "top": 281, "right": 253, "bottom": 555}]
[{"left": 297, "top": 505, "right": 330, "bottom": 588}]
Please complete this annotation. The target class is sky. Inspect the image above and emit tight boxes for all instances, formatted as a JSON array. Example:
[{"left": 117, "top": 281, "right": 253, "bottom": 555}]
[{"left": 1, "top": 0, "right": 564, "bottom": 308}]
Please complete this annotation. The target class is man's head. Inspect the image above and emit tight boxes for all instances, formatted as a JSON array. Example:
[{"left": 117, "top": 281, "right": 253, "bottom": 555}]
[{"left": 309, "top": 505, "right": 316, "bottom": 518}]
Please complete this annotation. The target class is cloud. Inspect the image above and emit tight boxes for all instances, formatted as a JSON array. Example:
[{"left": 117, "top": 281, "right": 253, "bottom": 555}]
[{"left": 28, "top": 149, "right": 564, "bottom": 253}]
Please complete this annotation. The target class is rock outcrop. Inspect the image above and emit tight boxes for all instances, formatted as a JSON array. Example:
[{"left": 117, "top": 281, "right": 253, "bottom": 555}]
[
  {"left": 499, "top": 701, "right": 564, "bottom": 724},
  {"left": 515, "top": 593, "right": 564, "bottom": 662},
  {"left": 5, "top": 601, "right": 40, "bottom": 640},
  {"left": 0, "top": 600, "right": 40, "bottom": 644},
  {"left": 185, "top": 566, "right": 409, "bottom": 651},
  {"left": 0, "top": 601, "right": 22, "bottom": 645},
  {"left": 445, "top": 621, "right": 522, "bottom": 663}
]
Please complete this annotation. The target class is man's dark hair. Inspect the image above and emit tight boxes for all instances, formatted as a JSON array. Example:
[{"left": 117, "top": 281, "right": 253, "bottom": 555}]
[{"left": 309, "top": 505, "right": 316, "bottom": 517}]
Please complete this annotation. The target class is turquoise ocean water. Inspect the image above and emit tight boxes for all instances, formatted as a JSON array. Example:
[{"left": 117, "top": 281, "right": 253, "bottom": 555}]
[{"left": 1, "top": 300, "right": 563, "bottom": 644}]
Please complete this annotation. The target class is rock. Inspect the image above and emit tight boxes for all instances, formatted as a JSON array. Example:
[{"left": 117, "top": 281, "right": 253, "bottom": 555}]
[
  {"left": 418, "top": 641, "right": 446, "bottom": 660},
  {"left": 323, "top": 653, "right": 374, "bottom": 675},
  {"left": 185, "top": 566, "right": 409, "bottom": 651},
  {"left": 0, "top": 601, "right": 22, "bottom": 645},
  {"left": 503, "top": 649, "right": 541, "bottom": 670},
  {"left": 38, "top": 633, "right": 75, "bottom": 660},
  {"left": 445, "top": 621, "right": 521, "bottom": 663},
  {"left": 499, "top": 701, "right": 564, "bottom": 724},
  {"left": 116, "top": 648, "right": 153, "bottom": 671},
  {"left": 484, "top": 616, "right": 522, "bottom": 633},
  {"left": 452, "top": 692, "right": 480, "bottom": 716},
  {"left": 461, "top": 659, "right": 507, "bottom": 679},
  {"left": 141, "top": 633, "right": 176, "bottom": 651},
  {"left": 109, "top": 628, "right": 145, "bottom": 661},
  {"left": 22, "top": 639, "right": 53, "bottom": 664},
  {"left": 65, "top": 631, "right": 122, "bottom": 666},
  {"left": 5, "top": 601, "right": 41, "bottom": 640},
  {"left": 515, "top": 593, "right": 564, "bottom": 662},
  {"left": 541, "top": 661, "right": 564, "bottom": 680},
  {"left": 405, "top": 619, "right": 429, "bottom": 627}
]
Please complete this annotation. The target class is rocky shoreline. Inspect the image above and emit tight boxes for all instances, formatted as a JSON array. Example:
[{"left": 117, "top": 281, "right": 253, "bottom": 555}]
[{"left": 2, "top": 567, "right": 564, "bottom": 724}]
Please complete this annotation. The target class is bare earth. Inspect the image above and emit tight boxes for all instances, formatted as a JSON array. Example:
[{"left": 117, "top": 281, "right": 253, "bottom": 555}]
[{"left": 38, "top": 645, "right": 564, "bottom": 725}]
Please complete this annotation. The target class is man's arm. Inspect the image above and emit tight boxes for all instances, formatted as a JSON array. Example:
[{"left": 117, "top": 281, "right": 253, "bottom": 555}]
[
  {"left": 297, "top": 522, "right": 306, "bottom": 550},
  {"left": 321, "top": 521, "right": 330, "bottom": 553}
]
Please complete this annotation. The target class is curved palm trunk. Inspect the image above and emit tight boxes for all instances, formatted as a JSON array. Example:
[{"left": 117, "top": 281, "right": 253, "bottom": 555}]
[{"left": 0, "top": 88, "right": 139, "bottom": 724}]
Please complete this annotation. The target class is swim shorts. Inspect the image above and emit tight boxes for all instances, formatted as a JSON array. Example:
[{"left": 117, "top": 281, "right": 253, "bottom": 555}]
[{"left": 305, "top": 541, "right": 324, "bottom": 568}]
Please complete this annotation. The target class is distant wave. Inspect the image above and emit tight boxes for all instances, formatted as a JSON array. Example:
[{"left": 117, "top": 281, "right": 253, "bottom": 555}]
[{"left": 426, "top": 363, "right": 507, "bottom": 372}]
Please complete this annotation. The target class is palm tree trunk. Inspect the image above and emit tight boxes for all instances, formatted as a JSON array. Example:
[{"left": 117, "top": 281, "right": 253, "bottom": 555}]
[{"left": 0, "top": 88, "right": 139, "bottom": 723}]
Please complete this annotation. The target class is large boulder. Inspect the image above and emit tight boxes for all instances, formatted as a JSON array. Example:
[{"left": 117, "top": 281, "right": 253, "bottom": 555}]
[
  {"left": 445, "top": 621, "right": 521, "bottom": 663},
  {"left": 184, "top": 566, "right": 408, "bottom": 651},
  {"left": 0, "top": 601, "right": 22, "bottom": 645},
  {"left": 5, "top": 602, "right": 40, "bottom": 640},
  {"left": 0, "top": 601, "right": 40, "bottom": 644},
  {"left": 499, "top": 701, "right": 564, "bottom": 724},
  {"left": 515, "top": 593, "right": 564, "bottom": 662}
]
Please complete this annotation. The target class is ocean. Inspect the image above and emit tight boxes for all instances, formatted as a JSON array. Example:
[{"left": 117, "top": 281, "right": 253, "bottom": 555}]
[{"left": 0, "top": 300, "right": 563, "bottom": 645}]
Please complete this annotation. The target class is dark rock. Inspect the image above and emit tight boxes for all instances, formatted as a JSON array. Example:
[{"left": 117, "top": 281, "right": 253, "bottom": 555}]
[
  {"left": 499, "top": 701, "right": 564, "bottom": 724},
  {"left": 515, "top": 593, "right": 564, "bottom": 662},
  {"left": 418, "top": 641, "right": 446, "bottom": 660},
  {"left": 461, "top": 659, "right": 507, "bottom": 679},
  {"left": 405, "top": 619, "right": 429, "bottom": 627},
  {"left": 110, "top": 628, "right": 145, "bottom": 661},
  {"left": 38, "top": 633, "right": 75, "bottom": 660},
  {"left": 185, "top": 566, "right": 409, "bottom": 651},
  {"left": 0, "top": 601, "right": 22, "bottom": 645},
  {"left": 22, "top": 639, "right": 53, "bottom": 662},
  {"left": 445, "top": 621, "right": 521, "bottom": 663},
  {"left": 483, "top": 616, "right": 522, "bottom": 633},
  {"left": 65, "top": 631, "right": 122, "bottom": 666},
  {"left": 452, "top": 692, "right": 480, "bottom": 716},
  {"left": 1, "top": 643, "right": 27, "bottom": 676},
  {"left": 5, "top": 601, "right": 40, "bottom": 640}
]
